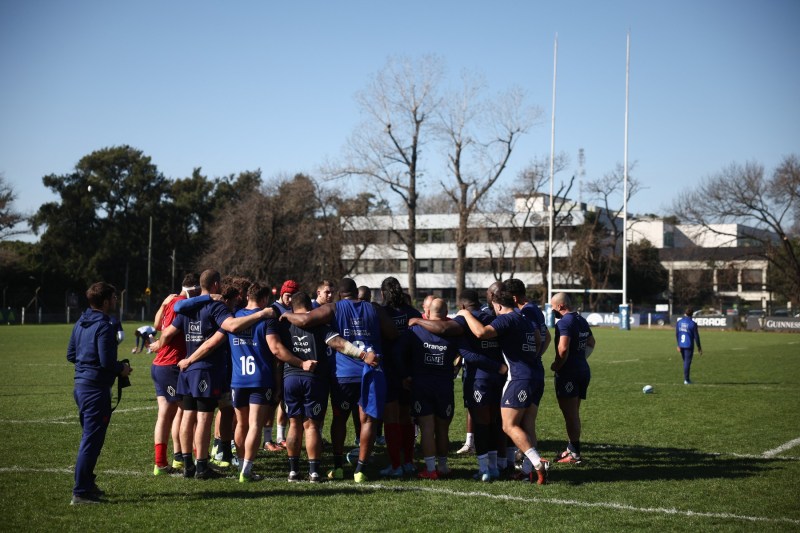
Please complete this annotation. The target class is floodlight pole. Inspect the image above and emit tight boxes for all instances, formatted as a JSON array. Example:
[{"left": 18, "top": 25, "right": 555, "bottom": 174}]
[{"left": 548, "top": 33, "right": 558, "bottom": 304}]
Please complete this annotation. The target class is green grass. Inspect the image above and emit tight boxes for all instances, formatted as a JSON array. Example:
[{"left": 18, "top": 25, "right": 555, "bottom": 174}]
[{"left": 1, "top": 324, "right": 799, "bottom": 532}]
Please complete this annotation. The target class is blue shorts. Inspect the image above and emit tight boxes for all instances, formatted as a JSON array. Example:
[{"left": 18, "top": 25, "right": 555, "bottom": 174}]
[
  {"left": 411, "top": 375, "right": 455, "bottom": 420},
  {"left": 177, "top": 367, "right": 224, "bottom": 399},
  {"left": 330, "top": 379, "right": 361, "bottom": 416},
  {"left": 464, "top": 377, "right": 502, "bottom": 410},
  {"left": 501, "top": 378, "right": 544, "bottom": 409},
  {"left": 283, "top": 375, "right": 329, "bottom": 420},
  {"left": 232, "top": 387, "right": 275, "bottom": 408},
  {"left": 359, "top": 365, "right": 386, "bottom": 420},
  {"left": 151, "top": 364, "right": 181, "bottom": 403},
  {"left": 554, "top": 371, "right": 590, "bottom": 400}
]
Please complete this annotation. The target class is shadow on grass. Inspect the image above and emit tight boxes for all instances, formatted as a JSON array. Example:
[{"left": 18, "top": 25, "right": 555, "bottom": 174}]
[{"left": 535, "top": 440, "right": 770, "bottom": 485}]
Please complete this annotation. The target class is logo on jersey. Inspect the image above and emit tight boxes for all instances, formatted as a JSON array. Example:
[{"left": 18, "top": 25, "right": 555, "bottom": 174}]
[
  {"left": 189, "top": 321, "right": 201, "bottom": 334},
  {"left": 523, "top": 333, "right": 537, "bottom": 352},
  {"left": 473, "top": 390, "right": 483, "bottom": 403},
  {"left": 445, "top": 404, "right": 452, "bottom": 417},
  {"left": 294, "top": 335, "right": 308, "bottom": 342},
  {"left": 414, "top": 401, "right": 422, "bottom": 414},
  {"left": 312, "top": 403, "right": 322, "bottom": 416},
  {"left": 341, "top": 401, "right": 350, "bottom": 411},
  {"left": 199, "top": 380, "right": 208, "bottom": 393},
  {"left": 167, "top": 386, "right": 176, "bottom": 397},
  {"left": 565, "top": 382, "right": 574, "bottom": 393},
  {"left": 517, "top": 389, "right": 528, "bottom": 403}
]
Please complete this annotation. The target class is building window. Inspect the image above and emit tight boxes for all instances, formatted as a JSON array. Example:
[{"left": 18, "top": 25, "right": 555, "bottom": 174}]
[
  {"left": 717, "top": 268, "right": 737, "bottom": 292},
  {"left": 664, "top": 231, "right": 674, "bottom": 248},
  {"left": 741, "top": 269, "right": 762, "bottom": 291}
]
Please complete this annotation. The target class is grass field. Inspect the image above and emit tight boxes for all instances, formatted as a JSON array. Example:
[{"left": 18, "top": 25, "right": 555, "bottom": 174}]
[{"left": 1, "top": 324, "right": 799, "bottom": 532}]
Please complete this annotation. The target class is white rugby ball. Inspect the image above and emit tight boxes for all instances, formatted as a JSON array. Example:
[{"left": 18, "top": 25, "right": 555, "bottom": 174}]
[{"left": 642, "top": 385, "right": 654, "bottom": 394}]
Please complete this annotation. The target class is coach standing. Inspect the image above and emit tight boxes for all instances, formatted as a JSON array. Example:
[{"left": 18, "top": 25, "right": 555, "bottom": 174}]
[{"left": 67, "top": 282, "right": 132, "bottom": 504}]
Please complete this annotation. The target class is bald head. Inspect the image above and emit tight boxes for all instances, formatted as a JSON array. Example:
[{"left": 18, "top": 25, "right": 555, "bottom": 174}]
[
  {"left": 486, "top": 281, "right": 503, "bottom": 304},
  {"left": 550, "top": 292, "right": 572, "bottom": 311},
  {"left": 428, "top": 298, "right": 448, "bottom": 319}
]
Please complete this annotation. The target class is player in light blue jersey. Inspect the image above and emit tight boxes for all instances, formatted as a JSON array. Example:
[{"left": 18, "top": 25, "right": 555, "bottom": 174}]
[
  {"left": 676, "top": 307, "right": 702, "bottom": 385},
  {"left": 280, "top": 277, "right": 398, "bottom": 483},
  {"left": 549, "top": 292, "right": 595, "bottom": 465}
]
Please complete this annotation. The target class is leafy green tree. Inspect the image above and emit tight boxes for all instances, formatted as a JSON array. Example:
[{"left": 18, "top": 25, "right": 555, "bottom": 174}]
[{"left": 30, "top": 145, "right": 167, "bottom": 306}]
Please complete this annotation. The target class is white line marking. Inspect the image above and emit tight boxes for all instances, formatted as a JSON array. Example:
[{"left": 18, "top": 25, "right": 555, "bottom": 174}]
[
  {"left": 1, "top": 405, "right": 156, "bottom": 424},
  {"left": 604, "top": 359, "right": 640, "bottom": 364},
  {"left": 0, "top": 466, "right": 797, "bottom": 526},
  {"left": 763, "top": 437, "right": 800, "bottom": 458}
]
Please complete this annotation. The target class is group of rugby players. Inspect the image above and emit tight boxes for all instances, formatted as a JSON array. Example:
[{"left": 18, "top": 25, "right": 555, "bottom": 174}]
[{"left": 143, "top": 269, "right": 595, "bottom": 486}]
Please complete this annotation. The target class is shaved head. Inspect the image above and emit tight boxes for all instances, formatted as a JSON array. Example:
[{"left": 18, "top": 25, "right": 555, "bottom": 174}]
[{"left": 428, "top": 298, "right": 448, "bottom": 319}]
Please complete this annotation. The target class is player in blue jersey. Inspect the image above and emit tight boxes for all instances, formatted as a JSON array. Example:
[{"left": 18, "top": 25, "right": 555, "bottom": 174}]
[
  {"left": 277, "top": 291, "right": 373, "bottom": 482},
  {"left": 398, "top": 299, "right": 462, "bottom": 480},
  {"left": 67, "top": 282, "right": 132, "bottom": 504},
  {"left": 264, "top": 279, "right": 299, "bottom": 451},
  {"left": 506, "top": 279, "right": 552, "bottom": 358},
  {"left": 150, "top": 269, "right": 275, "bottom": 479},
  {"left": 675, "top": 307, "right": 702, "bottom": 385},
  {"left": 280, "top": 277, "right": 398, "bottom": 483},
  {"left": 457, "top": 284, "right": 549, "bottom": 485},
  {"left": 549, "top": 292, "right": 595, "bottom": 465},
  {"left": 377, "top": 277, "right": 422, "bottom": 478},
  {"left": 451, "top": 290, "right": 508, "bottom": 481},
  {"left": 226, "top": 283, "right": 279, "bottom": 482}
]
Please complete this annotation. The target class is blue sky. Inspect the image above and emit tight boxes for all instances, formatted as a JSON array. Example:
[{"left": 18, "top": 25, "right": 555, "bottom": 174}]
[{"left": 2, "top": 0, "right": 798, "bottom": 236}]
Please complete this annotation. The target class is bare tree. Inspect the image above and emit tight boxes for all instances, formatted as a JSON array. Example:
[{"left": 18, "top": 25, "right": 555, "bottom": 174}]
[
  {"left": 672, "top": 156, "right": 800, "bottom": 305},
  {"left": 334, "top": 55, "right": 444, "bottom": 298},
  {"left": 574, "top": 163, "right": 641, "bottom": 309},
  {"left": 436, "top": 74, "right": 541, "bottom": 296},
  {"left": 501, "top": 153, "right": 578, "bottom": 296}
]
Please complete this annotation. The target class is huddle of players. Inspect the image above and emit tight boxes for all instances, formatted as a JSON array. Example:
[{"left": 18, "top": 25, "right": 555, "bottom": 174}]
[{"left": 146, "top": 269, "right": 594, "bottom": 486}]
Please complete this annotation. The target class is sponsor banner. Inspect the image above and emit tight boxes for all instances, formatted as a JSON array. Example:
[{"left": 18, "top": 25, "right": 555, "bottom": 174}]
[
  {"left": 691, "top": 315, "right": 734, "bottom": 329},
  {"left": 584, "top": 312, "right": 640, "bottom": 328},
  {"left": 746, "top": 316, "right": 800, "bottom": 332}
]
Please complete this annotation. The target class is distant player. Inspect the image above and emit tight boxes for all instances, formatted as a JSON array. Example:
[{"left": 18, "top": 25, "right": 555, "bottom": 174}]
[
  {"left": 549, "top": 292, "right": 595, "bottom": 465},
  {"left": 676, "top": 307, "right": 702, "bottom": 384},
  {"left": 132, "top": 325, "right": 156, "bottom": 353}
]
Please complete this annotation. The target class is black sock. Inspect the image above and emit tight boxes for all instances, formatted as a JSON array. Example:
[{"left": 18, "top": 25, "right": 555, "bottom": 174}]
[
  {"left": 309, "top": 459, "right": 320, "bottom": 475},
  {"left": 183, "top": 453, "right": 194, "bottom": 466},
  {"left": 288, "top": 456, "right": 300, "bottom": 473},
  {"left": 355, "top": 460, "right": 366, "bottom": 474},
  {"left": 196, "top": 458, "right": 208, "bottom": 472},
  {"left": 333, "top": 454, "right": 343, "bottom": 469},
  {"left": 220, "top": 440, "right": 232, "bottom": 461},
  {"left": 573, "top": 441, "right": 581, "bottom": 456}
]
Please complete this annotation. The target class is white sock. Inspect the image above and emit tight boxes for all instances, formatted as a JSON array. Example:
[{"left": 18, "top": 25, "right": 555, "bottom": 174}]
[
  {"left": 263, "top": 425, "right": 273, "bottom": 443},
  {"left": 424, "top": 456, "right": 436, "bottom": 472},
  {"left": 277, "top": 425, "right": 286, "bottom": 442},
  {"left": 524, "top": 447, "right": 542, "bottom": 471},
  {"left": 477, "top": 453, "right": 489, "bottom": 473},
  {"left": 242, "top": 459, "right": 253, "bottom": 476},
  {"left": 487, "top": 450, "right": 498, "bottom": 470},
  {"left": 464, "top": 433, "right": 474, "bottom": 447}
]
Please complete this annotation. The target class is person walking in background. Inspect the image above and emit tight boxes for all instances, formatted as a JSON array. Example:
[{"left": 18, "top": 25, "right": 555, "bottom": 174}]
[{"left": 676, "top": 307, "right": 702, "bottom": 384}]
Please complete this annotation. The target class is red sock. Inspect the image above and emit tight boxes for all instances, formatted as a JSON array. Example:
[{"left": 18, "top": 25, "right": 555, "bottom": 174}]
[
  {"left": 401, "top": 423, "right": 415, "bottom": 464},
  {"left": 155, "top": 442, "right": 167, "bottom": 467},
  {"left": 385, "top": 423, "right": 402, "bottom": 468}
]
